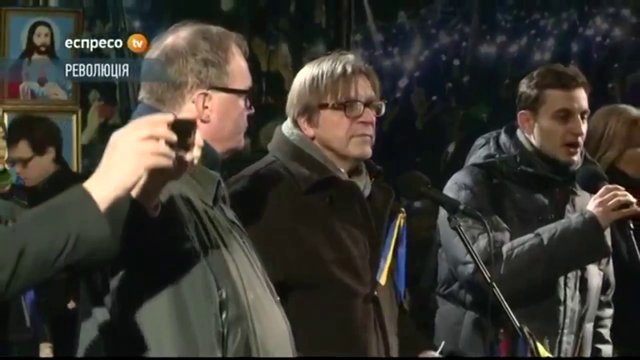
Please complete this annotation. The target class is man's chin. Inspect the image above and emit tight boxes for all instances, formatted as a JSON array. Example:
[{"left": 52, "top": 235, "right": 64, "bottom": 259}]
[
  {"left": 35, "top": 46, "right": 49, "bottom": 55},
  {"left": 352, "top": 148, "right": 373, "bottom": 162},
  {"left": 556, "top": 154, "right": 582, "bottom": 168}
]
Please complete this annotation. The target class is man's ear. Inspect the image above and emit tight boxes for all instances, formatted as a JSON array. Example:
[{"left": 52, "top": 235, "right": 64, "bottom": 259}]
[
  {"left": 191, "top": 90, "right": 211, "bottom": 124},
  {"left": 517, "top": 110, "right": 535, "bottom": 136},
  {"left": 297, "top": 116, "right": 316, "bottom": 139}
]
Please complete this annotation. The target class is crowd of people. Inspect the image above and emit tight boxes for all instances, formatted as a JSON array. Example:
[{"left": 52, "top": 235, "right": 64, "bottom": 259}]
[{"left": 349, "top": 1, "right": 640, "bottom": 186}]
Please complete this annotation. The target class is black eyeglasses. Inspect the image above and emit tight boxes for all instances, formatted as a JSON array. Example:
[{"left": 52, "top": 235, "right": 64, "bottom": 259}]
[
  {"left": 318, "top": 100, "right": 386, "bottom": 119},
  {"left": 7, "top": 154, "right": 35, "bottom": 168},
  {"left": 208, "top": 86, "right": 253, "bottom": 110}
]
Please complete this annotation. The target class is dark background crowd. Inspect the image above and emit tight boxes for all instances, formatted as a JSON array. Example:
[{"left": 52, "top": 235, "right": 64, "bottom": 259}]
[
  {"left": 2, "top": 0, "right": 638, "bottom": 186},
  {"left": 353, "top": 0, "right": 640, "bottom": 187}
]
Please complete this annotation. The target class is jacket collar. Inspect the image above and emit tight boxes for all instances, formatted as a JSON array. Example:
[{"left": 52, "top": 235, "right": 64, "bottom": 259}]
[
  {"left": 267, "top": 125, "right": 384, "bottom": 192},
  {"left": 183, "top": 165, "right": 227, "bottom": 207}
]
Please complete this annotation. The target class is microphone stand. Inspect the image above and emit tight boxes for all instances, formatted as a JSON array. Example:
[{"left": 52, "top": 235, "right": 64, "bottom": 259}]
[{"left": 447, "top": 214, "right": 541, "bottom": 356}]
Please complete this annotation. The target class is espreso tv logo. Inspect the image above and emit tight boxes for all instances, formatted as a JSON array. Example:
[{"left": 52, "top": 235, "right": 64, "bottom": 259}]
[{"left": 64, "top": 33, "right": 148, "bottom": 54}]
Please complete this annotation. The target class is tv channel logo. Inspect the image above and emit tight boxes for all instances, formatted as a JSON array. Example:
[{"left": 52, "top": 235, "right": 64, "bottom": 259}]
[{"left": 127, "top": 33, "right": 149, "bottom": 54}]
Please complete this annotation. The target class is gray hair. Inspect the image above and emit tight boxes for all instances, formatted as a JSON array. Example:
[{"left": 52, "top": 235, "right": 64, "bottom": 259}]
[
  {"left": 138, "top": 20, "right": 249, "bottom": 111},
  {"left": 286, "top": 51, "right": 381, "bottom": 126}
]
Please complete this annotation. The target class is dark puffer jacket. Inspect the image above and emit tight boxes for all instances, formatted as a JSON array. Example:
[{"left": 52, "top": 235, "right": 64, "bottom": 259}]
[{"left": 434, "top": 124, "right": 613, "bottom": 357}]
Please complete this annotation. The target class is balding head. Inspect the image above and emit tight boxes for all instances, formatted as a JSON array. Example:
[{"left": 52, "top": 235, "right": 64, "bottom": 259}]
[{"left": 138, "top": 20, "right": 249, "bottom": 111}]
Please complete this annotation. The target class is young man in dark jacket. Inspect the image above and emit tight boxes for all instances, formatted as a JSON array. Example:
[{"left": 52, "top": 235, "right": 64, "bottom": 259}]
[
  {"left": 2, "top": 115, "right": 85, "bottom": 357},
  {"left": 228, "top": 52, "right": 432, "bottom": 357},
  {"left": 434, "top": 64, "right": 640, "bottom": 357}
]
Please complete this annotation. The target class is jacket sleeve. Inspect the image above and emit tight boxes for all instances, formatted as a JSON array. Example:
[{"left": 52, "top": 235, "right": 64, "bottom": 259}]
[
  {"left": 591, "top": 254, "right": 614, "bottom": 357},
  {"left": 438, "top": 166, "right": 612, "bottom": 307},
  {"left": 0, "top": 185, "right": 130, "bottom": 300}
]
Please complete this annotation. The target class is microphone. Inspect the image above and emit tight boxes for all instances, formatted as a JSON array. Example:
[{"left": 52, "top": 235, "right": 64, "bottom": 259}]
[
  {"left": 577, "top": 164, "right": 637, "bottom": 210},
  {"left": 577, "top": 164, "right": 637, "bottom": 214},
  {"left": 396, "top": 171, "right": 484, "bottom": 220},
  {"left": 576, "top": 164, "right": 609, "bottom": 195},
  {"left": 577, "top": 163, "right": 639, "bottom": 262}
]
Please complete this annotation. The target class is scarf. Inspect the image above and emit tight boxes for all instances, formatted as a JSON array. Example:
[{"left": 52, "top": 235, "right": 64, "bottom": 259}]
[{"left": 281, "top": 118, "right": 372, "bottom": 197}]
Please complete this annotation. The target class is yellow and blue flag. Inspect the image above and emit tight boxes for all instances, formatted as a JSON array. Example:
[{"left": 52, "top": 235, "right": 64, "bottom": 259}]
[{"left": 376, "top": 209, "right": 407, "bottom": 303}]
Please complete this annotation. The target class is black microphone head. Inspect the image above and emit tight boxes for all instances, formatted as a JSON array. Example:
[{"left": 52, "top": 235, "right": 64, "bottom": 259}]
[
  {"left": 576, "top": 164, "right": 609, "bottom": 194},
  {"left": 396, "top": 171, "right": 433, "bottom": 200}
]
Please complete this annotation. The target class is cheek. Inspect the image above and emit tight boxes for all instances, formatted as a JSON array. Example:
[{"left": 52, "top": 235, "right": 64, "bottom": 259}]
[
  {"left": 537, "top": 124, "right": 560, "bottom": 144},
  {"left": 325, "top": 123, "right": 351, "bottom": 146},
  {"left": 197, "top": 122, "right": 219, "bottom": 145}
]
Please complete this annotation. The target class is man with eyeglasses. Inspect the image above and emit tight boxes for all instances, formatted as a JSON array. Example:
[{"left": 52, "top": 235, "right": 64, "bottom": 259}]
[
  {"left": 228, "top": 51, "right": 433, "bottom": 357},
  {"left": 3, "top": 114, "right": 84, "bottom": 357},
  {"left": 76, "top": 21, "right": 296, "bottom": 357}
]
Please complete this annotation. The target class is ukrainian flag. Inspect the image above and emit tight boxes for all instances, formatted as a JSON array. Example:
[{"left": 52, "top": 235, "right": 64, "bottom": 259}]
[
  {"left": 492, "top": 326, "right": 552, "bottom": 357},
  {"left": 376, "top": 209, "right": 407, "bottom": 303}
]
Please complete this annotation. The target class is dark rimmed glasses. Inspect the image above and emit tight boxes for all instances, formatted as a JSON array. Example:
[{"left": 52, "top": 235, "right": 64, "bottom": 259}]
[
  {"left": 318, "top": 100, "right": 386, "bottom": 119},
  {"left": 7, "top": 154, "right": 35, "bottom": 168},
  {"left": 208, "top": 85, "right": 253, "bottom": 110}
]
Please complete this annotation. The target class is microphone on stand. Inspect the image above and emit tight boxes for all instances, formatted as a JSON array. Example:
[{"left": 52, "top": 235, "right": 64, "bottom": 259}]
[
  {"left": 396, "top": 171, "right": 484, "bottom": 221},
  {"left": 397, "top": 171, "right": 549, "bottom": 356}
]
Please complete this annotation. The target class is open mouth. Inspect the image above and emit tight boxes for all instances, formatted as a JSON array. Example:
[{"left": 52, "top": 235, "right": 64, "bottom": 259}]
[{"left": 564, "top": 141, "right": 581, "bottom": 153}]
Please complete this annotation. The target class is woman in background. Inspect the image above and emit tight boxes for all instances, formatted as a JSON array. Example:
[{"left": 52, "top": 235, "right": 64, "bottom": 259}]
[{"left": 585, "top": 104, "right": 640, "bottom": 356}]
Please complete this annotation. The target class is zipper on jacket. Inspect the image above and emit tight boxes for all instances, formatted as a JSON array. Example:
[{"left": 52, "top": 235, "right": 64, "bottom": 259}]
[
  {"left": 218, "top": 287, "right": 228, "bottom": 355},
  {"left": 181, "top": 213, "right": 230, "bottom": 356},
  {"left": 556, "top": 274, "right": 568, "bottom": 355},
  {"left": 554, "top": 187, "right": 570, "bottom": 356}
]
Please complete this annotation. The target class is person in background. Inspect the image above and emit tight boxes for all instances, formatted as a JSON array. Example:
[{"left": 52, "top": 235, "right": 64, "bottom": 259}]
[
  {"left": 0, "top": 113, "right": 191, "bottom": 354},
  {"left": 3, "top": 115, "right": 85, "bottom": 357},
  {"left": 584, "top": 104, "right": 640, "bottom": 356},
  {"left": 0, "top": 111, "right": 194, "bottom": 290},
  {"left": 228, "top": 51, "right": 433, "bottom": 357}
]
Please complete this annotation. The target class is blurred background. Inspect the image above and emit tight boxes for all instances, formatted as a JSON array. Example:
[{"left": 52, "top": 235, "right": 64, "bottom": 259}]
[
  {"left": 1, "top": 0, "right": 639, "bottom": 187},
  {"left": 353, "top": 0, "right": 640, "bottom": 186}
]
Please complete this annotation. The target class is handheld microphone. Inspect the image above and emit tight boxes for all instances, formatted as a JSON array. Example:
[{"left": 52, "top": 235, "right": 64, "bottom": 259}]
[
  {"left": 577, "top": 164, "right": 637, "bottom": 210},
  {"left": 396, "top": 171, "right": 484, "bottom": 220},
  {"left": 576, "top": 164, "right": 609, "bottom": 195},
  {"left": 577, "top": 164, "right": 639, "bottom": 259}
]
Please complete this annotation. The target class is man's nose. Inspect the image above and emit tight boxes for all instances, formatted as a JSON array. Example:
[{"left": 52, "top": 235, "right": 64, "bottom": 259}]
[
  {"left": 570, "top": 116, "right": 586, "bottom": 136},
  {"left": 359, "top": 108, "right": 377, "bottom": 125}
]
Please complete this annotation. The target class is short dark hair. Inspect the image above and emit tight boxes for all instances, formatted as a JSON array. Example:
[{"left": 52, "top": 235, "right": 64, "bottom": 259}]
[
  {"left": 6, "top": 115, "right": 63, "bottom": 164},
  {"left": 516, "top": 64, "right": 591, "bottom": 113}
]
